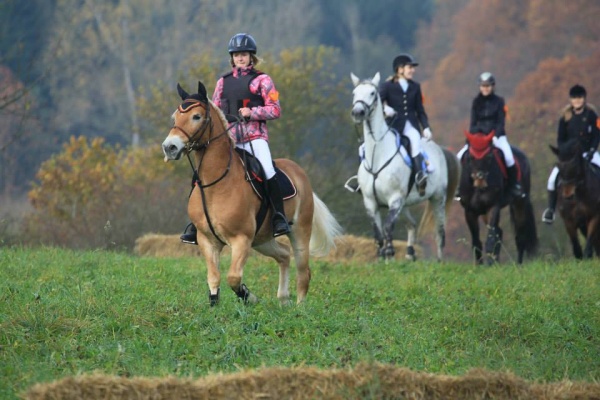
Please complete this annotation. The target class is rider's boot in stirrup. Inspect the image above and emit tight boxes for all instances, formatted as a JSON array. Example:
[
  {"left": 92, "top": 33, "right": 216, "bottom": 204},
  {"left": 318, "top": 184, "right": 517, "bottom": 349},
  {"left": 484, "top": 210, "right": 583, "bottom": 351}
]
[
  {"left": 413, "top": 153, "right": 427, "bottom": 195},
  {"left": 542, "top": 189, "right": 557, "bottom": 224},
  {"left": 180, "top": 222, "right": 198, "bottom": 245},
  {"left": 267, "top": 176, "right": 291, "bottom": 237},
  {"left": 507, "top": 165, "right": 524, "bottom": 198}
]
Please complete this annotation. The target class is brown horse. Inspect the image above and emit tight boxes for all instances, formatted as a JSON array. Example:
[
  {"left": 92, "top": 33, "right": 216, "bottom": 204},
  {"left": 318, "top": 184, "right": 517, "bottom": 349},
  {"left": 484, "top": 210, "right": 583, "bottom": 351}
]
[
  {"left": 162, "top": 82, "right": 342, "bottom": 305},
  {"left": 458, "top": 131, "right": 538, "bottom": 264},
  {"left": 551, "top": 141, "right": 600, "bottom": 258}
]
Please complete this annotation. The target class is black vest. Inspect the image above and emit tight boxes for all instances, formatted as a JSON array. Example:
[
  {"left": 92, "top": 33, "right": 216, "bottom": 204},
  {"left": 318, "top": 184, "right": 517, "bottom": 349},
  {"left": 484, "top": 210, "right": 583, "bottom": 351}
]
[{"left": 220, "top": 70, "right": 264, "bottom": 122}]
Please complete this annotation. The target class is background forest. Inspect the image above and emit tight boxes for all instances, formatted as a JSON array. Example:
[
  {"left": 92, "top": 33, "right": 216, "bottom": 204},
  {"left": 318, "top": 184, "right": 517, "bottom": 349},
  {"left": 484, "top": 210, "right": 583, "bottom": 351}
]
[{"left": 1, "top": 0, "right": 599, "bottom": 261}]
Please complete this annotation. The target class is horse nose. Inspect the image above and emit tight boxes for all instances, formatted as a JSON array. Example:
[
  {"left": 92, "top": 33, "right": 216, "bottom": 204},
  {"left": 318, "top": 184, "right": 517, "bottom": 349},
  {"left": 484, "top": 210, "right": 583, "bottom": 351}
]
[
  {"left": 162, "top": 143, "right": 179, "bottom": 159},
  {"left": 351, "top": 108, "right": 365, "bottom": 118}
]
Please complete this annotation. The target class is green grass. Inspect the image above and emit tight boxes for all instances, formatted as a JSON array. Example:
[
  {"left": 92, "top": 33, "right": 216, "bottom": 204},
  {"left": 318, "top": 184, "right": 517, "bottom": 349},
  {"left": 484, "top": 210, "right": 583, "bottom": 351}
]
[{"left": 1, "top": 247, "right": 598, "bottom": 399}]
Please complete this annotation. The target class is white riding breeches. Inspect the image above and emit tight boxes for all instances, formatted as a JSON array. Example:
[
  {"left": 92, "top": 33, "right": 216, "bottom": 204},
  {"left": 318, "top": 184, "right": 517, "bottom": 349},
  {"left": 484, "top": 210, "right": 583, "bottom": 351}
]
[
  {"left": 494, "top": 136, "right": 515, "bottom": 167},
  {"left": 456, "top": 144, "right": 468, "bottom": 160},
  {"left": 236, "top": 138, "right": 276, "bottom": 179},
  {"left": 547, "top": 151, "right": 600, "bottom": 190},
  {"left": 403, "top": 122, "right": 422, "bottom": 157}
]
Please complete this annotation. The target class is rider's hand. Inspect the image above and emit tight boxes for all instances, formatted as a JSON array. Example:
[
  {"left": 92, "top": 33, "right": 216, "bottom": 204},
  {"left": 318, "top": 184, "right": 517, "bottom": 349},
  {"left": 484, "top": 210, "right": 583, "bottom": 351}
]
[
  {"left": 238, "top": 107, "right": 252, "bottom": 120},
  {"left": 383, "top": 104, "right": 397, "bottom": 118},
  {"left": 423, "top": 127, "right": 432, "bottom": 141}
]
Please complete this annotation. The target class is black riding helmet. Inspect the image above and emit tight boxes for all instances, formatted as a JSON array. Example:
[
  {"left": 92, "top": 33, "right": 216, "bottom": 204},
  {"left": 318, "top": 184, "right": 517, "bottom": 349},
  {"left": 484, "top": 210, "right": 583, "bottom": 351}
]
[
  {"left": 393, "top": 53, "right": 418, "bottom": 71},
  {"left": 569, "top": 84, "right": 586, "bottom": 98},
  {"left": 228, "top": 33, "right": 257, "bottom": 54}
]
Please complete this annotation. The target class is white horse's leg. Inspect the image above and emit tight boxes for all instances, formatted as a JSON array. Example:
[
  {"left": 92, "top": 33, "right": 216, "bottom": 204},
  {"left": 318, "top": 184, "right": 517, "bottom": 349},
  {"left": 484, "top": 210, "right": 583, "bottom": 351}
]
[
  {"left": 382, "top": 197, "right": 405, "bottom": 259},
  {"left": 432, "top": 194, "right": 447, "bottom": 261},
  {"left": 403, "top": 209, "right": 417, "bottom": 261},
  {"left": 254, "top": 238, "right": 292, "bottom": 304},
  {"left": 363, "top": 198, "right": 385, "bottom": 256}
]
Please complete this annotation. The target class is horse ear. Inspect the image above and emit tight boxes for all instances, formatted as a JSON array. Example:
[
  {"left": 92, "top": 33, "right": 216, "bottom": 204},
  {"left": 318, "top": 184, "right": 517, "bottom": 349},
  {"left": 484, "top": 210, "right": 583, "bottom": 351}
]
[
  {"left": 350, "top": 72, "right": 360, "bottom": 87},
  {"left": 549, "top": 144, "right": 559, "bottom": 156},
  {"left": 372, "top": 72, "right": 381, "bottom": 86},
  {"left": 177, "top": 83, "right": 189, "bottom": 100},
  {"left": 197, "top": 81, "right": 208, "bottom": 103}
]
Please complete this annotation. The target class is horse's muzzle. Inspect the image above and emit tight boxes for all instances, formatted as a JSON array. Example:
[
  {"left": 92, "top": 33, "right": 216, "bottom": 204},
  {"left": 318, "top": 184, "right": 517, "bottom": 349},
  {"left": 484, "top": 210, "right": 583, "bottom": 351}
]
[
  {"left": 351, "top": 106, "right": 366, "bottom": 123},
  {"left": 162, "top": 136, "right": 185, "bottom": 161}
]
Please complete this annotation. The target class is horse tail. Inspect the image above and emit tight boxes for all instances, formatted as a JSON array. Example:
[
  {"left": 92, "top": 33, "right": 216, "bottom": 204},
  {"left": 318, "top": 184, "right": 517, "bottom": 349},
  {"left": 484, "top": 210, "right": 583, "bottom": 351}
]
[
  {"left": 418, "top": 148, "right": 461, "bottom": 239},
  {"left": 309, "top": 193, "right": 343, "bottom": 257}
]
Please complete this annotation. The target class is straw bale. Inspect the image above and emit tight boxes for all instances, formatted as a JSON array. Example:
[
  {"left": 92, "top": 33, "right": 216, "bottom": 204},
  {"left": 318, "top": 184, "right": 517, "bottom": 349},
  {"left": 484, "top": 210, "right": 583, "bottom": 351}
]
[
  {"left": 134, "top": 234, "right": 421, "bottom": 264},
  {"left": 24, "top": 363, "right": 600, "bottom": 400}
]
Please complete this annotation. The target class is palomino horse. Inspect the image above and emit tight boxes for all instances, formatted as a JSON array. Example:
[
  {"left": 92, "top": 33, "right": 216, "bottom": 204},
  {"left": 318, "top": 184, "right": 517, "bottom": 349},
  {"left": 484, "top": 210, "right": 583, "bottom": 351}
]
[
  {"left": 551, "top": 140, "right": 600, "bottom": 258},
  {"left": 162, "top": 82, "right": 342, "bottom": 305},
  {"left": 350, "top": 72, "right": 460, "bottom": 261},
  {"left": 458, "top": 131, "right": 538, "bottom": 264}
]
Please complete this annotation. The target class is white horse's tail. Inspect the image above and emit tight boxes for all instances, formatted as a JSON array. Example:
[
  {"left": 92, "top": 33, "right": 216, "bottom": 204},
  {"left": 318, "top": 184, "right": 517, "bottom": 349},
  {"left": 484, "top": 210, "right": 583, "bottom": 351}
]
[{"left": 309, "top": 193, "right": 343, "bottom": 257}]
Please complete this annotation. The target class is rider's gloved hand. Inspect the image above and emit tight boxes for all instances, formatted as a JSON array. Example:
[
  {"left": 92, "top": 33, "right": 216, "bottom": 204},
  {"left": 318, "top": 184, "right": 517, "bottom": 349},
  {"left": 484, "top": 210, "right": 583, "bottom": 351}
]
[
  {"left": 383, "top": 104, "right": 397, "bottom": 118},
  {"left": 423, "top": 127, "right": 432, "bottom": 141}
]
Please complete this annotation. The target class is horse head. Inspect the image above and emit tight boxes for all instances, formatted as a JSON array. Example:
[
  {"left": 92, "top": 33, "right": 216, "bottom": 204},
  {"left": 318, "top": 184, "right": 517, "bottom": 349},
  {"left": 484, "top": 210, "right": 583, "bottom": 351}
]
[
  {"left": 350, "top": 72, "right": 381, "bottom": 124},
  {"left": 551, "top": 140, "right": 584, "bottom": 199},
  {"left": 465, "top": 131, "right": 496, "bottom": 189},
  {"left": 163, "top": 81, "right": 223, "bottom": 162}
]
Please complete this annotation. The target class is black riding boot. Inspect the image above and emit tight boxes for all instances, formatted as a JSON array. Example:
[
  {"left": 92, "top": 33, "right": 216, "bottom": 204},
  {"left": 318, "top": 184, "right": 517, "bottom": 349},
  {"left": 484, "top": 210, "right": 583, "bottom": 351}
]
[
  {"left": 507, "top": 165, "right": 524, "bottom": 198},
  {"left": 542, "top": 189, "right": 557, "bottom": 224},
  {"left": 412, "top": 153, "right": 427, "bottom": 196},
  {"left": 180, "top": 222, "right": 197, "bottom": 245},
  {"left": 267, "top": 176, "right": 291, "bottom": 237}
]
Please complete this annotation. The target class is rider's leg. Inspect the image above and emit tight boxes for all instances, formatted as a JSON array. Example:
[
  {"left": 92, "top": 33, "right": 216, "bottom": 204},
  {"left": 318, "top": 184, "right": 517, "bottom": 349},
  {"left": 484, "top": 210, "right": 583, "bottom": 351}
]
[
  {"left": 242, "top": 139, "right": 291, "bottom": 237},
  {"left": 494, "top": 135, "right": 523, "bottom": 197},
  {"left": 542, "top": 166, "right": 559, "bottom": 224},
  {"left": 456, "top": 143, "right": 468, "bottom": 161},
  {"left": 589, "top": 150, "right": 600, "bottom": 167},
  {"left": 404, "top": 123, "right": 427, "bottom": 191}
]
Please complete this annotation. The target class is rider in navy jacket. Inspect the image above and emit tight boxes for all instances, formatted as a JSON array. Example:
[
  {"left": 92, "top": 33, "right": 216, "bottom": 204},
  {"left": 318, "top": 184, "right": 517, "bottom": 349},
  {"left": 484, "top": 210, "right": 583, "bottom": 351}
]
[{"left": 380, "top": 53, "right": 432, "bottom": 193}]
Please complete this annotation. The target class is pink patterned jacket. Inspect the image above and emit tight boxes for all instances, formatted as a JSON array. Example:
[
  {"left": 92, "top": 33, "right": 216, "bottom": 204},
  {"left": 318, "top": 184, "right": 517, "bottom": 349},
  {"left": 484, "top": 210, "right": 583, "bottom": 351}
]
[{"left": 212, "top": 66, "right": 281, "bottom": 143}]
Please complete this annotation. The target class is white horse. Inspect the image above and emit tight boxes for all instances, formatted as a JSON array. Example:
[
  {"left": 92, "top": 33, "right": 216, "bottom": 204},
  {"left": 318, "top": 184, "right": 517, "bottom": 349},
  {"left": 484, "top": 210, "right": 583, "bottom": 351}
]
[{"left": 349, "top": 72, "right": 460, "bottom": 261}]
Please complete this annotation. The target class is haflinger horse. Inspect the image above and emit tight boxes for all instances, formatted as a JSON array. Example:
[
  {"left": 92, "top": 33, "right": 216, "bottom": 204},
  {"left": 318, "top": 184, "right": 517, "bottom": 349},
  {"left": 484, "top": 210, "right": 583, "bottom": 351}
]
[
  {"left": 551, "top": 140, "right": 600, "bottom": 258},
  {"left": 350, "top": 72, "right": 460, "bottom": 261},
  {"left": 458, "top": 131, "right": 538, "bottom": 264},
  {"left": 162, "top": 81, "right": 342, "bottom": 305}
]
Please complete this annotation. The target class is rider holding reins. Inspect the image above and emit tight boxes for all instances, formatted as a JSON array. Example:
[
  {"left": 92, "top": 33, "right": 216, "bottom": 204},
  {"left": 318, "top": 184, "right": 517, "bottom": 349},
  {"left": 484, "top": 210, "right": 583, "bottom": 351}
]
[
  {"left": 457, "top": 72, "right": 523, "bottom": 198},
  {"left": 542, "top": 84, "right": 600, "bottom": 224},
  {"left": 180, "top": 33, "right": 290, "bottom": 244}
]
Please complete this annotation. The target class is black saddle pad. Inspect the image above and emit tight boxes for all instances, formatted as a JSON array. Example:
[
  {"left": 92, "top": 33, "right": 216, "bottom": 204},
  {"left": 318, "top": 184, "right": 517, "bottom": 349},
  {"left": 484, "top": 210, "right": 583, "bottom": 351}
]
[{"left": 235, "top": 148, "right": 297, "bottom": 199}]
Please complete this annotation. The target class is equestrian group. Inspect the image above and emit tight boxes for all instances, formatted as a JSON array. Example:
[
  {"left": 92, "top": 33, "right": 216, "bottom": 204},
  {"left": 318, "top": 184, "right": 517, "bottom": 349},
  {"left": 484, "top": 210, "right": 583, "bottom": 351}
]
[
  {"left": 347, "top": 54, "right": 599, "bottom": 264},
  {"left": 161, "top": 33, "right": 599, "bottom": 305}
]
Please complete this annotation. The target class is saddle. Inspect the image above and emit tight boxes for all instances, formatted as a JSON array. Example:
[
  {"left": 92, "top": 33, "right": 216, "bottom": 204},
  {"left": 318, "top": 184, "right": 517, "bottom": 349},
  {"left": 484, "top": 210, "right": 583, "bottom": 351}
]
[{"left": 235, "top": 148, "right": 297, "bottom": 233}]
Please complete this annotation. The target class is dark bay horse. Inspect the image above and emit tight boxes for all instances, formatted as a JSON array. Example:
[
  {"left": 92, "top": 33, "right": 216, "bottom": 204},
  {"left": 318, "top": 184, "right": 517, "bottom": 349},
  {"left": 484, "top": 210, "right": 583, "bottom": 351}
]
[
  {"left": 551, "top": 141, "right": 600, "bottom": 258},
  {"left": 458, "top": 131, "right": 538, "bottom": 264},
  {"left": 162, "top": 82, "right": 342, "bottom": 305}
]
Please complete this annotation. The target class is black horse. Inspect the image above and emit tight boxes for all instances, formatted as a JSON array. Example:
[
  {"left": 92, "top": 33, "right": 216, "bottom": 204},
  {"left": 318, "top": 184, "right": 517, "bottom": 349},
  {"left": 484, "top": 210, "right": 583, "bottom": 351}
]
[
  {"left": 551, "top": 140, "right": 600, "bottom": 258},
  {"left": 458, "top": 131, "right": 538, "bottom": 264}
]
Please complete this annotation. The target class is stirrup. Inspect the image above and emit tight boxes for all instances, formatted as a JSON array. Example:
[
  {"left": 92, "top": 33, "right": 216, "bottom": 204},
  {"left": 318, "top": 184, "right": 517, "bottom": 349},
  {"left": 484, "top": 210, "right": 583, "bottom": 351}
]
[
  {"left": 180, "top": 223, "right": 198, "bottom": 245},
  {"left": 542, "top": 208, "right": 555, "bottom": 224},
  {"left": 415, "top": 171, "right": 427, "bottom": 186},
  {"left": 272, "top": 212, "right": 291, "bottom": 237},
  {"left": 344, "top": 175, "right": 361, "bottom": 193}
]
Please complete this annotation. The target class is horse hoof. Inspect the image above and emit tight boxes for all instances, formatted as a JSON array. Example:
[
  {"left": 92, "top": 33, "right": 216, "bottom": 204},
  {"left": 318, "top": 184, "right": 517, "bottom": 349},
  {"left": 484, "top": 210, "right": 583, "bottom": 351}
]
[
  {"left": 405, "top": 254, "right": 417, "bottom": 261},
  {"left": 209, "top": 288, "right": 220, "bottom": 307}
]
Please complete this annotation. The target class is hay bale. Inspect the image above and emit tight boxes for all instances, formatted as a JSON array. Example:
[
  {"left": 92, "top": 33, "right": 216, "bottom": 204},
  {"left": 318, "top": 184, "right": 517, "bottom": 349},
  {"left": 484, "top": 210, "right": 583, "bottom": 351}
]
[
  {"left": 24, "top": 363, "right": 600, "bottom": 400},
  {"left": 134, "top": 234, "right": 421, "bottom": 264}
]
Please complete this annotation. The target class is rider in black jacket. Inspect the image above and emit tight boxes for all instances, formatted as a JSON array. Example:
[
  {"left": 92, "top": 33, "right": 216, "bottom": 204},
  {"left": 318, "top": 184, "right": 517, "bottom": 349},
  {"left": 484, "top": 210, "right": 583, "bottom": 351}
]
[
  {"left": 542, "top": 84, "right": 600, "bottom": 223},
  {"left": 457, "top": 72, "right": 523, "bottom": 198}
]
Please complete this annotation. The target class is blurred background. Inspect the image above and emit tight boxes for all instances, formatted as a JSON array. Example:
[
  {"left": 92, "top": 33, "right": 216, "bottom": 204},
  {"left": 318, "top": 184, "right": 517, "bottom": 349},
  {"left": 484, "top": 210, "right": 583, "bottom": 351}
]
[{"left": 1, "top": 0, "right": 599, "bottom": 261}]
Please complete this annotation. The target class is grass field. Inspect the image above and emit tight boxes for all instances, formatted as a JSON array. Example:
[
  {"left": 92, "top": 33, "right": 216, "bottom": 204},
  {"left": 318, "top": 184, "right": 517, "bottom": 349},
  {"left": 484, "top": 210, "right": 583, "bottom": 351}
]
[{"left": 1, "top": 247, "right": 598, "bottom": 399}]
